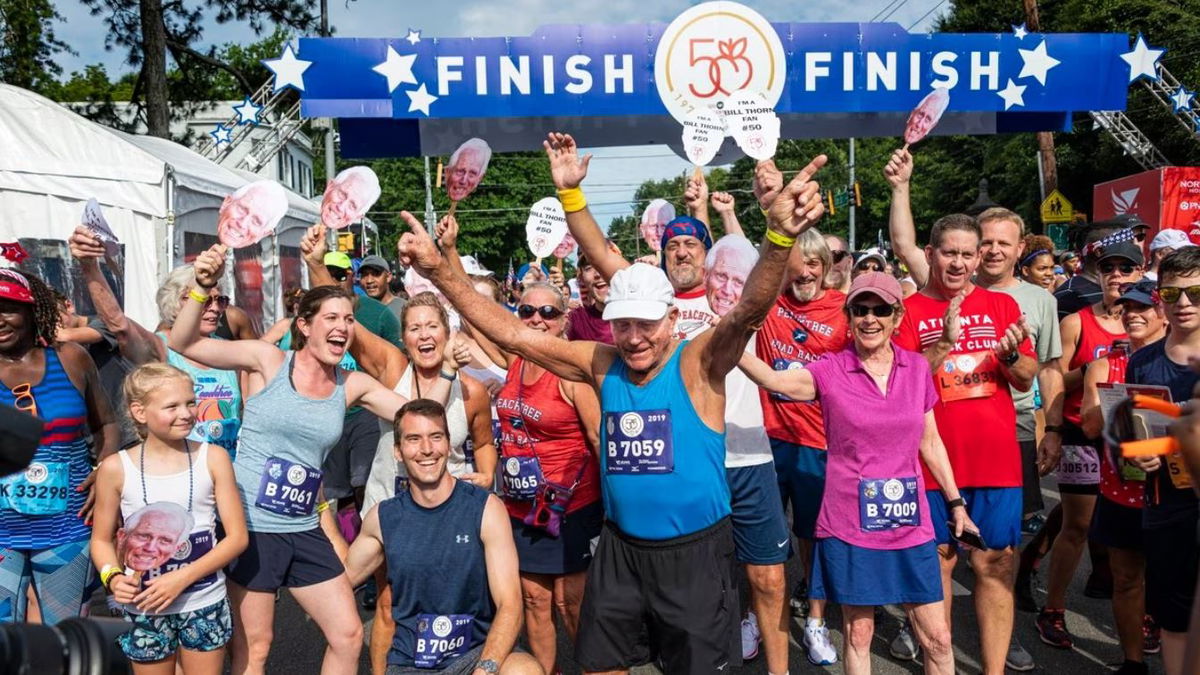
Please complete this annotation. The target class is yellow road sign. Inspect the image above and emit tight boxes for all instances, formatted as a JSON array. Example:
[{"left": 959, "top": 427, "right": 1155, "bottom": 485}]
[{"left": 1040, "top": 189, "right": 1074, "bottom": 224}]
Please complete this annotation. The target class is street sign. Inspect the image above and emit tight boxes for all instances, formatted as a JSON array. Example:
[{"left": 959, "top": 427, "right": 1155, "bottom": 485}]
[
  {"left": 1047, "top": 223, "right": 1069, "bottom": 251},
  {"left": 1041, "top": 189, "right": 1074, "bottom": 224}
]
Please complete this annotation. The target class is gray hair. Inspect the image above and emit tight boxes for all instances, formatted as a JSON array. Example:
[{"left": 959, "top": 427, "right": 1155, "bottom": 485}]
[
  {"left": 521, "top": 281, "right": 567, "bottom": 311},
  {"left": 799, "top": 229, "right": 834, "bottom": 288},
  {"left": 334, "top": 166, "right": 381, "bottom": 206},
  {"left": 123, "top": 501, "right": 194, "bottom": 546},
  {"left": 449, "top": 138, "right": 492, "bottom": 174},
  {"left": 231, "top": 180, "right": 288, "bottom": 228},
  {"left": 156, "top": 265, "right": 215, "bottom": 327},
  {"left": 706, "top": 234, "right": 759, "bottom": 276}
]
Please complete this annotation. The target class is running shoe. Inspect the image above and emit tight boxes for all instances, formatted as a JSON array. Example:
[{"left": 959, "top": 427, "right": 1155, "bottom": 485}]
[
  {"left": 789, "top": 579, "right": 810, "bottom": 618},
  {"left": 1114, "top": 659, "right": 1149, "bottom": 674},
  {"left": 1142, "top": 615, "right": 1161, "bottom": 654},
  {"left": 803, "top": 619, "right": 838, "bottom": 666},
  {"left": 741, "top": 613, "right": 761, "bottom": 661},
  {"left": 1022, "top": 513, "right": 1046, "bottom": 535},
  {"left": 889, "top": 622, "right": 920, "bottom": 661},
  {"left": 360, "top": 576, "right": 378, "bottom": 610},
  {"left": 1005, "top": 636, "right": 1035, "bottom": 671},
  {"left": 1036, "top": 608, "right": 1074, "bottom": 649}
]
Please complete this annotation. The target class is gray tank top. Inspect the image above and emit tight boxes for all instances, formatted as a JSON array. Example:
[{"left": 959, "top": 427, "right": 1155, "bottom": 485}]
[{"left": 234, "top": 352, "right": 346, "bottom": 533}]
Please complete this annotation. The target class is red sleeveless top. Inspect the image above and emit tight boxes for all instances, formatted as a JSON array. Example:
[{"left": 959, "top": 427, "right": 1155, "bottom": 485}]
[
  {"left": 1097, "top": 348, "right": 1145, "bottom": 507},
  {"left": 1065, "top": 305, "right": 1126, "bottom": 425},
  {"left": 495, "top": 357, "right": 600, "bottom": 519}
]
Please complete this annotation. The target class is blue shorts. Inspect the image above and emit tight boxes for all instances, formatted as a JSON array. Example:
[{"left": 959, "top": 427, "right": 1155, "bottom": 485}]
[
  {"left": 119, "top": 598, "right": 233, "bottom": 662},
  {"left": 927, "top": 488, "right": 1023, "bottom": 550},
  {"left": 771, "top": 440, "right": 826, "bottom": 540},
  {"left": 726, "top": 463, "right": 792, "bottom": 565},
  {"left": 810, "top": 538, "right": 943, "bottom": 606}
]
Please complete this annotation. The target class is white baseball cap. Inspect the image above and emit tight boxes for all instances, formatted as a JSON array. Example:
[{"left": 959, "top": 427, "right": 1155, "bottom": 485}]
[
  {"left": 602, "top": 263, "right": 675, "bottom": 321},
  {"left": 459, "top": 254, "right": 493, "bottom": 277},
  {"left": 1150, "top": 228, "right": 1193, "bottom": 253}
]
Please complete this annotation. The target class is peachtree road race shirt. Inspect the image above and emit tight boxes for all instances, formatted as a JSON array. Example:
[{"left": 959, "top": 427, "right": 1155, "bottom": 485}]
[
  {"left": 673, "top": 288, "right": 717, "bottom": 340},
  {"left": 755, "top": 290, "right": 849, "bottom": 449},
  {"left": 894, "top": 286, "right": 1034, "bottom": 490}
]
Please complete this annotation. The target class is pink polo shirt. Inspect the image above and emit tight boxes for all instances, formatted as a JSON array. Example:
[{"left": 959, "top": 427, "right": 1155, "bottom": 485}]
[{"left": 807, "top": 345, "right": 940, "bottom": 550}]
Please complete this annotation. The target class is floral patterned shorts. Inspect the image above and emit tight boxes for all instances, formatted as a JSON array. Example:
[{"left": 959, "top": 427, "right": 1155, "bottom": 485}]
[{"left": 118, "top": 598, "right": 232, "bottom": 662}]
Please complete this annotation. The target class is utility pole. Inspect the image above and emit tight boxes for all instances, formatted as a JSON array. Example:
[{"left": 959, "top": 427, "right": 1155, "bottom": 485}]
[
  {"left": 1024, "top": 0, "right": 1059, "bottom": 204},
  {"left": 423, "top": 156, "right": 436, "bottom": 235},
  {"left": 321, "top": 0, "right": 336, "bottom": 193},
  {"left": 848, "top": 137, "right": 857, "bottom": 250}
]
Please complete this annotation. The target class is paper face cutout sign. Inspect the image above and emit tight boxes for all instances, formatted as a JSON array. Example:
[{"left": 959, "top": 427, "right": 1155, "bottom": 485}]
[
  {"left": 639, "top": 199, "right": 676, "bottom": 252},
  {"left": 403, "top": 267, "right": 441, "bottom": 299},
  {"left": 82, "top": 198, "right": 121, "bottom": 258},
  {"left": 904, "top": 88, "right": 951, "bottom": 146},
  {"left": 445, "top": 138, "right": 493, "bottom": 202},
  {"left": 682, "top": 109, "right": 726, "bottom": 166},
  {"left": 553, "top": 232, "right": 577, "bottom": 259},
  {"left": 526, "top": 197, "right": 568, "bottom": 259},
  {"left": 721, "top": 91, "right": 780, "bottom": 160},
  {"left": 321, "top": 166, "right": 381, "bottom": 230},
  {"left": 218, "top": 181, "right": 289, "bottom": 248},
  {"left": 116, "top": 501, "right": 195, "bottom": 577}
]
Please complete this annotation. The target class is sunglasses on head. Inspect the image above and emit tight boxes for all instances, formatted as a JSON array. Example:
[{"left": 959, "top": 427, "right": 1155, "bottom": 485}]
[
  {"left": 1157, "top": 285, "right": 1200, "bottom": 305},
  {"left": 517, "top": 304, "right": 564, "bottom": 320},
  {"left": 831, "top": 250, "right": 851, "bottom": 263},
  {"left": 848, "top": 303, "right": 896, "bottom": 318},
  {"left": 326, "top": 266, "right": 349, "bottom": 281},
  {"left": 1098, "top": 261, "right": 1137, "bottom": 276},
  {"left": 10, "top": 382, "right": 37, "bottom": 417},
  {"left": 857, "top": 262, "right": 882, "bottom": 272}
]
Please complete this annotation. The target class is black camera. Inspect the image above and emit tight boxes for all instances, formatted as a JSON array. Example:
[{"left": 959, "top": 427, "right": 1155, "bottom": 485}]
[{"left": 0, "top": 617, "right": 130, "bottom": 674}]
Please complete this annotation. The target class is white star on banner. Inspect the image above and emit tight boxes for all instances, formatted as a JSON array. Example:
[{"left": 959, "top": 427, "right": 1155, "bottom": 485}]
[
  {"left": 1012, "top": 23, "right": 1029, "bottom": 40},
  {"left": 406, "top": 83, "right": 438, "bottom": 116},
  {"left": 1119, "top": 34, "right": 1165, "bottom": 83},
  {"left": 232, "top": 96, "right": 263, "bottom": 125},
  {"left": 1170, "top": 86, "right": 1195, "bottom": 113},
  {"left": 373, "top": 46, "right": 418, "bottom": 94},
  {"left": 209, "top": 124, "right": 233, "bottom": 145},
  {"left": 405, "top": 29, "right": 422, "bottom": 45},
  {"left": 997, "top": 79, "right": 1027, "bottom": 110},
  {"left": 1018, "top": 40, "right": 1060, "bottom": 85},
  {"left": 263, "top": 44, "right": 312, "bottom": 92}
]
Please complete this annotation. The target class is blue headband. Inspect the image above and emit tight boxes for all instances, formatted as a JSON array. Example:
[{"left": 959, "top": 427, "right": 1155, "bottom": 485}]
[
  {"left": 659, "top": 216, "right": 714, "bottom": 253},
  {"left": 1020, "top": 249, "right": 1050, "bottom": 267}
]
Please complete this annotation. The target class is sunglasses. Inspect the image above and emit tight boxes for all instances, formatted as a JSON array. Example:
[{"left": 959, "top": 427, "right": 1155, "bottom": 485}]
[
  {"left": 831, "top": 250, "right": 851, "bottom": 263},
  {"left": 848, "top": 304, "right": 896, "bottom": 318},
  {"left": 1099, "top": 261, "right": 1137, "bottom": 276},
  {"left": 856, "top": 262, "right": 882, "bottom": 272},
  {"left": 10, "top": 382, "right": 37, "bottom": 417},
  {"left": 326, "top": 266, "right": 349, "bottom": 281},
  {"left": 517, "top": 304, "right": 564, "bottom": 320},
  {"left": 1157, "top": 285, "right": 1200, "bottom": 305}
]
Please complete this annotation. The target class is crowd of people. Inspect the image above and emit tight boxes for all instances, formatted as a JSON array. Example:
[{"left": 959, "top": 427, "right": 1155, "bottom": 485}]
[{"left": 3, "top": 131, "right": 1200, "bottom": 675}]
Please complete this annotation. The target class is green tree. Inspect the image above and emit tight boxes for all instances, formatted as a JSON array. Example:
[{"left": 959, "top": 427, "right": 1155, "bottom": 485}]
[{"left": 0, "top": 0, "right": 72, "bottom": 94}]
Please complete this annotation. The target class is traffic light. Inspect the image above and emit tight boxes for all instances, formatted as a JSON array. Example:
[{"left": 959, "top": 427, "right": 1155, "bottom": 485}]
[
  {"left": 826, "top": 190, "right": 836, "bottom": 216},
  {"left": 337, "top": 232, "right": 355, "bottom": 252},
  {"left": 853, "top": 181, "right": 862, "bottom": 207}
]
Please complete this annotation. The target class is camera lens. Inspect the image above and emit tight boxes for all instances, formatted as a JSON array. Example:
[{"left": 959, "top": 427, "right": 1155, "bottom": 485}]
[{"left": 0, "top": 617, "right": 130, "bottom": 675}]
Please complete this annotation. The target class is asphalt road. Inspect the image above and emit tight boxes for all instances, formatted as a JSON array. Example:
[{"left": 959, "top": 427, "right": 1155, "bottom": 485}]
[{"left": 264, "top": 478, "right": 1163, "bottom": 673}]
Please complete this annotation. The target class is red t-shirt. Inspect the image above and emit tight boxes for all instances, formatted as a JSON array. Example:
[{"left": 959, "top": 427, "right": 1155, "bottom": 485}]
[
  {"left": 755, "top": 290, "right": 849, "bottom": 448},
  {"left": 894, "top": 286, "right": 1034, "bottom": 489},
  {"left": 495, "top": 357, "right": 600, "bottom": 519}
]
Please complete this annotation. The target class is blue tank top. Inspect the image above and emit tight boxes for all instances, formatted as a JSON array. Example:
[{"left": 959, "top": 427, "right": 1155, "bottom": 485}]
[
  {"left": 0, "top": 348, "right": 92, "bottom": 548},
  {"left": 157, "top": 334, "right": 242, "bottom": 458},
  {"left": 599, "top": 342, "right": 730, "bottom": 539},
  {"left": 381, "top": 481, "right": 493, "bottom": 669},
  {"left": 234, "top": 352, "right": 346, "bottom": 532}
]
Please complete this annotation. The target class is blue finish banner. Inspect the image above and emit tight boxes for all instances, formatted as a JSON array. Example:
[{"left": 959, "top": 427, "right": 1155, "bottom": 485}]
[{"left": 288, "top": 15, "right": 1133, "bottom": 122}]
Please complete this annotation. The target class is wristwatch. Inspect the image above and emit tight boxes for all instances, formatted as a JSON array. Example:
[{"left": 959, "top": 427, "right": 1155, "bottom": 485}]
[
  {"left": 475, "top": 659, "right": 499, "bottom": 674},
  {"left": 1043, "top": 425, "right": 1063, "bottom": 434},
  {"left": 945, "top": 497, "right": 966, "bottom": 511},
  {"left": 1000, "top": 350, "right": 1019, "bottom": 366}
]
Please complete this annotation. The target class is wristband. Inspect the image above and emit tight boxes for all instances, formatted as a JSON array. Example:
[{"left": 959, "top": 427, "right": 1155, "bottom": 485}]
[
  {"left": 556, "top": 187, "right": 588, "bottom": 213},
  {"left": 188, "top": 288, "right": 210, "bottom": 304},
  {"left": 316, "top": 500, "right": 334, "bottom": 514},
  {"left": 945, "top": 497, "right": 966, "bottom": 511},
  {"left": 759, "top": 206, "right": 770, "bottom": 218},
  {"left": 440, "top": 369, "right": 458, "bottom": 381},
  {"left": 100, "top": 564, "right": 122, "bottom": 590},
  {"left": 764, "top": 228, "right": 796, "bottom": 248},
  {"left": 1043, "top": 425, "right": 1063, "bottom": 434}
]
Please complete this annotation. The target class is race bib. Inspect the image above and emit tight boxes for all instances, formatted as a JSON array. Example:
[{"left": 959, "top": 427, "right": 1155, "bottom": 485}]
[
  {"left": 859, "top": 477, "right": 920, "bottom": 532},
  {"left": 604, "top": 410, "right": 674, "bottom": 475},
  {"left": 414, "top": 613, "right": 473, "bottom": 669},
  {"left": 394, "top": 474, "right": 409, "bottom": 495},
  {"left": 188, "top": 418, "right": 240, "bottom": 458},
  {"left": 936, "top": 351, "right": 1000, "bottom": 403},
  {"left": 0, "top": 462, "right": 70, "bottom": 515},
  {"left": 499, "top": 456, "right": 544, "bottom": 500},
  {"left": 1057, "top": 445, "right": 1100, "bottom": 485},
  {"left": 255, "top": 457, "right": 321, "bottom": 517},
  {"left": 144, "top": 530, "right": 217, "bottom": 593},
  {"left": 1167, "top": 452, "right": 1194, "bottom": 490}
]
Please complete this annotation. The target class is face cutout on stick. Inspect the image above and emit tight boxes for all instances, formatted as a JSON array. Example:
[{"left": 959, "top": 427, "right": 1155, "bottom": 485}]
[
  {"left": 321, "top": 166, "right": 381, "bottom": 230},
  {"left": 218, "top": 180, "right": 289, "bottom": 248},
  {"left": 903, "top": 87, "right": 951, "bottom": 147},
  {"left": 445, "top": 138, "right": 492, "bottom": 203},
  {"left": 640, "top": 199, "right": 677, "bottom": 253}
]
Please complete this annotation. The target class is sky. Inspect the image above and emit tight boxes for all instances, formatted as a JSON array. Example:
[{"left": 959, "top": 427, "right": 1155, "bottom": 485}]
[{"left": 53, "top": 0, "right": 946, "bottom": 229}]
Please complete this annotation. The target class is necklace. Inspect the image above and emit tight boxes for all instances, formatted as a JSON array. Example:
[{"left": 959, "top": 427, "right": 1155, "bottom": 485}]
[
  {"left": 139, "top": 439, "right": 194, "bottom": 512},
  {"left": 862, "top": 360, "right": 892, "bottom": 379}
]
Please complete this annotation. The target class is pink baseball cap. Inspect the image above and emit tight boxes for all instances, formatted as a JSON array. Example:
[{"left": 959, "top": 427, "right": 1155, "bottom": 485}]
[{"left": 846, "top": 271, "right": 903, "bottom": 306}]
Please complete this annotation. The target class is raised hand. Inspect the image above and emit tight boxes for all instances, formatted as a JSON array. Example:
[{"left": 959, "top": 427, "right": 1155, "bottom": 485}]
[
  {"left": 436, "top": 214, "right": 459, "bottom": 251},
  {"left": 684, "top": 173, "right": 708, "bottom": 214},
  {"left": 300, "top": 223, "right": 328, "bottom": 267},
  {"left": 543, "top": 133, "right": 592, "bottom": 190},
  {"left": 753, "top": 159, "right": 784, "bottom": 211},
  {"left": 548, "top": 267, "right": 565, "bottom": 288},
  {"left": 766, "top": 155, "right": 828, "bottom": 238},
  {"left": 884, "top": 148, "right": 913, "bottom": 190},
  {"left": 710, "top": 191, "right": 735, "bottom": 215},
  {"left": 940, "top": 291, "right": 965, "bottom": 347},
  {"left": 397, "top": 211, "right": 444, "bottom": 277},
  {"left": 193, "top": 244, "right": 227, "bottom": 289},
  {"left": 994, "top": 317, "right": 1030, "bottom": 359},
  {"left": 444, "top": 333, "right": 472, "bottom": 371},
  {"left": 68, "top": 226, "right": 106, "bottom": 261}
]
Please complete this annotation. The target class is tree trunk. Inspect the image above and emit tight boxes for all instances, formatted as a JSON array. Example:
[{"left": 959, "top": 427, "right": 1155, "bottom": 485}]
[{"left": 139, "top": 0, "right": 169, "bottom": 138}]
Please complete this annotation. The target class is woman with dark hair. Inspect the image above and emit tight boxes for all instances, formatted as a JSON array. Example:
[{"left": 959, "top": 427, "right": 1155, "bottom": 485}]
[
  {"left": 168, "top": 243, "right": 460, "bottom": 673},
  {"left": 1019, "top": 235, "right": 1058, "bottom": 291},
  {"left": 0, "top": 268, "right": 119, "bottom": 624}
]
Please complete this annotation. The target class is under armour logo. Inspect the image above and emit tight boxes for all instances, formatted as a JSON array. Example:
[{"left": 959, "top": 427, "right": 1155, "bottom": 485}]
[{"left": 456, "top": 535, "right": 470, "bottom": 543}]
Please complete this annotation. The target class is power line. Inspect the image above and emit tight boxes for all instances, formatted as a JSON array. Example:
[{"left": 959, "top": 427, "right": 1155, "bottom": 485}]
[
  {"left": 870, "top": 0, "right": 907, "bottom": 22},
  {"left": 906, "top": 0, "right": 947, "bottom": 31},
  {"left": 879, "top": 0, "right": 913, "bottom": 23}
]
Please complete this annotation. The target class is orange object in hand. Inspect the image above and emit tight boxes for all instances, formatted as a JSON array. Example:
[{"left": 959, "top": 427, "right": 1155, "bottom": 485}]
[
  {"left": 1120, "top": 437, "right": 1180, "bottom": 458},
  {"left": 1131, "top": 394, "right": 1182, "bottom": 418}
]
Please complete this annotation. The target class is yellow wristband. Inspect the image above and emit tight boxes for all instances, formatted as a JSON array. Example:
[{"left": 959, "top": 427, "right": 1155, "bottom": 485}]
[
  {"left": 556, "top": 187, "right": 588, "bottom": 213},
  {"left": 765, "top": 228, "right": 796, "bottom": 248},
  {"left": 759, "top": 206, "right": 769, "bottom": 218},
  {"left": 100, "top": 564, "right": 122, "bottom": 590},
  {"left": 316, "top": 500, "right": 334, "bottom": 514},
  {"left": 188, "top": 288, "right": 210, "bottom": 304}
]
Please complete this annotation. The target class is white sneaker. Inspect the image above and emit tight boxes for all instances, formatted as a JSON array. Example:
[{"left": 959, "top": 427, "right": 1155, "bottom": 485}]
[
  {"left": 803, "top": 619, "right": 838, "bottom": 666},
  {"left": 889, "top": 623, "right": 920, "bottom": 661},
  {"left": 741, "top": 612, "right": 761, "bottom": 660}
]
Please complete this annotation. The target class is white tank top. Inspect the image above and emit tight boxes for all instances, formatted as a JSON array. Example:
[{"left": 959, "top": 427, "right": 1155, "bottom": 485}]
[
  {"left": 362, "top": 366, "right": 470, "bottom": 515},
  {"left": 117, "top": 442, "right": 225, "bottom": 615}
]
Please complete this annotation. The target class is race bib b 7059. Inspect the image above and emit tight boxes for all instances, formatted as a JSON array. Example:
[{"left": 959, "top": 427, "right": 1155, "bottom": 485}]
[{"left": 604, "top": 410, "right": 674, "bottom": 475}]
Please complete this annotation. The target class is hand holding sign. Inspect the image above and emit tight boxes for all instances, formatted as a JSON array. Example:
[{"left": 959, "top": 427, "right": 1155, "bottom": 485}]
[
  {"left": 82, "top": 198, "right": 120, "bottom": 258},
  {"left": 682, "top": 109, "right": 725, "bottom": 166},
  {"left": 903, "top": 87, "right": 950, "bottom": 149},
  {"left": 526, "top": 197, "right": 568, "bottom": 260},
  {"left": 322, "top": 166, "right": 381, "bottom": 230},
  {"left": 218, "top": 181, "right": 288, "bottom": 248},
  {"left": 639, "top": 199, "right": 676, "bottom": 252}
]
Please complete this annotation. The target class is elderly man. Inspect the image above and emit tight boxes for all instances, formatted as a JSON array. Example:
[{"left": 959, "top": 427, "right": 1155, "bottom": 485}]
[
  {"left": 397, "top": 133, "right": 827, "bottom": 673},
  {"left": 446, "top": 138, "right": 492, "bottom": 202},
  {"left": 322, "top": 166, "right": 382, "bottom": 230},
  {"left": 218, "top": 181, "right": 288, "bottom": 248},
  {"left": 118, "top": 503, "right": 195, "bottom": 573}
]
